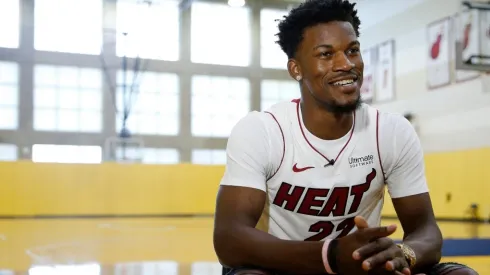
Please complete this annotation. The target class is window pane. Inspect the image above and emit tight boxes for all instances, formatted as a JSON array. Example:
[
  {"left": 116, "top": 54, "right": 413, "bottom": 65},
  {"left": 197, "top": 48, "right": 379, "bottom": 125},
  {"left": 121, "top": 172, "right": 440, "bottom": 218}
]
[
  {"left": 141, "top": 261, "right": 179, "bottom": 275},
  {"left": 58, "top": 88, "right": 80, "bottom": 109},
  {"left": 114, "top": 261, "right": 178, "bottom": 275},
  {"left": 80, "top": 110, "right": 101, "bottom": 132},
  {"left": 79, "top": 67, "right": 102, "bottom": 89},
  {"left": 0, "top": 0, "right": 19, "bottom": 48},
  {"left": 0, "top": 61, "right": 19, "bottom": 83},
  {"left": 57, "top": 109, "right": 79, "bottom": 131},
  {"left": 260, "top": 79, "right": 299, "bottom": 110},
  {"left": 0, "top": 86, "right": 17, "bottom": 106},
  {"left": 34, "top": 0, "right": 103, "bottom": 54},
  {"left": 116, "top": 146, "right": 142, "bottom": 161},
  {"left": 260, "top": 9, "right": 289, "bottom": 69},
  {"left": 191, "top": 75, "right": 250, "bottom": 137},
  {"left": 191, "top": 261, "right": 222, "bottom": 275},
  {"left": 116, "top": 71, "right": 179, "bottom": 136},
  {"left": 32, "top": 144, "right": 102, "bottom": 164},
  {"left": 0, "top": 62, "right": 18, "bottom": 130},
  {"left": 80, "top": 89, "right": 102, "bottom": 110},
  {"left": 34, "top": 88, "right": 57, "bottom": 108},
  {"left": 34, "top": 65, "right": 103, "bottom": 132},
  {"left": 0, "top": 144, "right": 17, "bottom": 161},
  {"left": 34, "top": 65, "right": 58, "bottom": 86},
  {"left": 0, "top": 107, "right": 18, "bottom": 129},
  {"left": 34, "top": 109, "right": 57, "bottom": 130},
  {"left": 29, "top": 263, "right": 101, "bottom": 275},
  {"left": 155, "top": 114, "right": 179, "bottom": 136},
  {"left": 191, "top": 2, "right": 251, "bottom": 66},
  {"left": 116, "top": 0, "right": 180, "bottom": 61},
  {"left": 191, "top": 149, "right": 226, "bottom": 165},
  {"left": 142, "top": 148, "right": 180, "bottom": 164}
]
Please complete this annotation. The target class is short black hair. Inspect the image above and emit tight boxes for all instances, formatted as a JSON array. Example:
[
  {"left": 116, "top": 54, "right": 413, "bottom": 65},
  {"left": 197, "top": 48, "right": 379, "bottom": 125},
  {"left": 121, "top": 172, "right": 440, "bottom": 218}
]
[{"left": 276, "top": 0, "right": 361, "bottom": 58}]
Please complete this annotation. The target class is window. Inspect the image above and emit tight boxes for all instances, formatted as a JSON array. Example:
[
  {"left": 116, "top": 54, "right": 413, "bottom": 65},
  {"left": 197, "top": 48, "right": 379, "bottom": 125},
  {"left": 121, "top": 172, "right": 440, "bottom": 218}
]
[
  {"left": 260, "top": 9, "right": 289, "bottom": 69},
  {"left": 260, "top": 79, "right": 299, "bottom": 110},
  {"left": 141, "top": 148, "right": 179, "bottom": 164},
  {"left": 29, "top": 263, "right": 101, "bottom": 275},
  {"left": 191, "top": 75, "right": 250, "bottom": 137},
  {"left": 33, "top": 65, "right": 103, "bottom": 132},
  {"left": 141, "top": 261, "right": 178, "bottom": 275},
  {"left": 116, "top": 0, "right": 180, "bottom": 61},
  {"left": 191, "top": 149, "right": 226, "bottom": 165},
  {"left": 0, "top": 61, "right": 19, "bottom": 130},
  {"left": 115, "top": 71, "right": 179, "bottom": 136},
  {"left": 191, "top": 261, "right": 222, "bottom": 275},
  {"left": 0, "top": 144, "right": 17, "bottom": 161},
  {"left": 34, "top": 0, "right": 102, "bottom": 54},
  {"left": 114, "top": 261, "right": 178, "bottom": 275},
  {"left": 191, "top": 2, "right": 251, "bottom": 66},
  {"left": 115, "top": 147, "right": 180, "bottom": 164},
  {"left": 0, "top": 0, "right": 20, "bottom": 48},
  {"left": 32, "top": 144, "right": 102, "bottom": 164}
]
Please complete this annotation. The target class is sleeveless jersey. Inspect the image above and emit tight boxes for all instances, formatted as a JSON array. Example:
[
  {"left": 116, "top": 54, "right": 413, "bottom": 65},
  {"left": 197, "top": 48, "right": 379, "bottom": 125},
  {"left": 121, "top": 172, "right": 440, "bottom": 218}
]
[{"left": 257, "top": 99, "right": 386, "bottom": 241}]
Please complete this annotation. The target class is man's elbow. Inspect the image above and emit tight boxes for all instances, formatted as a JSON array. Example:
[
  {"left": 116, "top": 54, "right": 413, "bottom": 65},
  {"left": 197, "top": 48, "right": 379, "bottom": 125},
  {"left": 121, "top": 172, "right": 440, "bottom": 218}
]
[
  {"left": 213, "top": 227, "right": 245, "bottom": 268},
  {"left": 433, "top": 223, "right": 443, "bottom": 249},
  {"left": 422, "top": 223, "right": 443, "bottom": 264},
  {"left": 434, "top": 225, "right": 443, "bottom": 262}
]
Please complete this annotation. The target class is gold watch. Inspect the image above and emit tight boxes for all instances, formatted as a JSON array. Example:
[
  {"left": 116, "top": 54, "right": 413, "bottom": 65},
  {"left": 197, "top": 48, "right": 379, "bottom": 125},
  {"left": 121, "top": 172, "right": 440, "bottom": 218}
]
[{"left": 396, "top": 243, "right": 416, "bottom": 268}]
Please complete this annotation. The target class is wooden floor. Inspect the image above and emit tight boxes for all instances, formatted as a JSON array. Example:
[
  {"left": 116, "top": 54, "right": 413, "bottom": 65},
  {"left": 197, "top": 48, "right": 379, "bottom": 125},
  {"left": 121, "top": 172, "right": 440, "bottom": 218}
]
[{"left": 0, "top": 218, "right": 488, "bottom": 274}]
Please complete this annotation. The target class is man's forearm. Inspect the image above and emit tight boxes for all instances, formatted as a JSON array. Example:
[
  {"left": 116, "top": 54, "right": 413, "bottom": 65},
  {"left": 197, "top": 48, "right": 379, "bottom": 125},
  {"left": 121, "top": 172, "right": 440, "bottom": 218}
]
[
  {"left": 214, "top": 226, "right": 326, "bottom": 274},
  {"left": 403, "top": 224, "right": 443, "bottom": 272}
]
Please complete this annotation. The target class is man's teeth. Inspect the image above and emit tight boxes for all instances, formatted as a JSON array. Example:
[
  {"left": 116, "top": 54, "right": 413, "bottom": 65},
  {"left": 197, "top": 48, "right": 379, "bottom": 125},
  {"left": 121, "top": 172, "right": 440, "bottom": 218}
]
[{"left": 333, "top": 79, "right": 355, "bottom": 86}]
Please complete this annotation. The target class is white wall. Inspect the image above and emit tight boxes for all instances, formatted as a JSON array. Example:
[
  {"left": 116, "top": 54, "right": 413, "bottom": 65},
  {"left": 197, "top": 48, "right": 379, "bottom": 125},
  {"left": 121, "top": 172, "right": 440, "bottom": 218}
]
[{"left": 358, "top": 0, "right": 490, "bottom": 152}]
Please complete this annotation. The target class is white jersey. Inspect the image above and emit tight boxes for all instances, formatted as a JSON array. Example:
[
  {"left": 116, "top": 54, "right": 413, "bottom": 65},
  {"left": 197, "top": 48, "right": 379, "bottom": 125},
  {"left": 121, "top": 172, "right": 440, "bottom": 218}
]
[{"left": 220, "top": 99, "right": 429, "bottom": 241}]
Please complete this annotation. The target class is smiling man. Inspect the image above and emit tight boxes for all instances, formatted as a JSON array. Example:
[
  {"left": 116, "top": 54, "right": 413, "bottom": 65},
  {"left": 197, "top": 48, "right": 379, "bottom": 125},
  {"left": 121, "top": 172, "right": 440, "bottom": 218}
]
[{"left": 213, "top": 0, "right": 477, "bottom": 275}]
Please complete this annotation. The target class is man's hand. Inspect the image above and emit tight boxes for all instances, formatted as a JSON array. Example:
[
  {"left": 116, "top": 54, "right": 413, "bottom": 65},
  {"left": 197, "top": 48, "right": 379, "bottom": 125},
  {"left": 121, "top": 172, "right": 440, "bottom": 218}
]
[
  {"left": 334, "top": 216, "right": 398, "bottom": 274},
  {"left": 351, "top": 217, "right": 411, "bottom": 275}
]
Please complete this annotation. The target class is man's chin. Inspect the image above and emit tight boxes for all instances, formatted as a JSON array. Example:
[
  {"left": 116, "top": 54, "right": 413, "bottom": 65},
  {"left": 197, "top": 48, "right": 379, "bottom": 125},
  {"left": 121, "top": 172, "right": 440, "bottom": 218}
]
[{"left": 329, "top": 96, "right": 362, "bottom": 114}]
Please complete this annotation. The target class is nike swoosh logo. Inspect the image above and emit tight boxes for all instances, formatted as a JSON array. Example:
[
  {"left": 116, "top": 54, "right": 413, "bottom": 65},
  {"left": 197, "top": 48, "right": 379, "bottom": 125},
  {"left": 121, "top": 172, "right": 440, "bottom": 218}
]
[{"left": 292, "top": 163, "right": 314, "bottom": 172}]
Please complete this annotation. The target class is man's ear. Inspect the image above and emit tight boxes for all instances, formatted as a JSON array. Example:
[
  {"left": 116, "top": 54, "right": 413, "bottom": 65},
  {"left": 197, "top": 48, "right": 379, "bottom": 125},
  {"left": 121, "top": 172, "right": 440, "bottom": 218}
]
[{"left": 287, "top": 59, "right": 302, "bottom": 81}]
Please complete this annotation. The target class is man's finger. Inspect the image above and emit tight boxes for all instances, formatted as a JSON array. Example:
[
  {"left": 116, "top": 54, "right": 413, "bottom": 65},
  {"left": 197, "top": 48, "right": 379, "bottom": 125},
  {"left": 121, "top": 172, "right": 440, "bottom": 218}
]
[
  {"left": 358, "top": 224, "right": 397, "bottom": 241},
  {"left": 361, "top": 246, "right": 399, "bottom": 272},
  {"left": 354, "top": 216, "right": 369, "bottom": 230},
  {"left": 385, "top": 258, "right": 411, "bottom": 274},
  {"left": 352, "top": 237, "right": 393, "bottom": 260}
]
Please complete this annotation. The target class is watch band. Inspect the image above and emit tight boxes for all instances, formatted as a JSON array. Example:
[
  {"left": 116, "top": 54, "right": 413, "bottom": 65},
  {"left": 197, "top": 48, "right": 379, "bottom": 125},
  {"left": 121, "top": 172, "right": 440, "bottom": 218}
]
[{"left": 396, "top": 243, "right": 417, "bottom": 268}]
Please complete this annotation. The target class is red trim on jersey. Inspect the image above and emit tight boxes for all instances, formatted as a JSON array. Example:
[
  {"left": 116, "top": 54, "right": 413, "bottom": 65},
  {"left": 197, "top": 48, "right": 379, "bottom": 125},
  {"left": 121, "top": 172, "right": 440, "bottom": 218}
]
[
  {"left": 265, "top": 111, "right": 285, "bottom": 181},
  {"left": 291, "top": 98, "right": 300, "bottom": 103},
  {"left": 295, "top": 101, "right": 355, "bottom": 166},
  {"left": 376, "top": 110, "right": 387, "bottom": 183}
]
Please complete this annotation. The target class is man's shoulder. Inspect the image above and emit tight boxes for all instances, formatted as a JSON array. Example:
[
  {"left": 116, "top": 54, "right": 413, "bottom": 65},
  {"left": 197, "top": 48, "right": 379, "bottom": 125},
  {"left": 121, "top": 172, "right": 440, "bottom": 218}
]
[
  {"left": 235, "top": 110, "right": 279, "bottom": 129},
  {"left": 366, "top": 106, "right": 412, "bottom": 133},
  {"left": 230, "top": 110, "right": 283, "bottom": 142},
  {"left": 235, "top": 100, "right": 296, "bottom": 131}
]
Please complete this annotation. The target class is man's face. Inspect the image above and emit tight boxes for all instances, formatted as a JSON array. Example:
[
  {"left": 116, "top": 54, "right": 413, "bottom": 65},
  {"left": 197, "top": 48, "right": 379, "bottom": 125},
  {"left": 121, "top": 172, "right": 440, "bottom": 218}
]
[{"left": 290, "top": 21, "right": 364, "bottom": 113}]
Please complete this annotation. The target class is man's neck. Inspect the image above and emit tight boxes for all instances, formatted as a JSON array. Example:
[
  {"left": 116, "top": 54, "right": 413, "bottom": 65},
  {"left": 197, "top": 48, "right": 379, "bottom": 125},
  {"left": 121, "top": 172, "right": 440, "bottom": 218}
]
[{"left": 300, "top": 101, "right": 354, "bottom": 141}]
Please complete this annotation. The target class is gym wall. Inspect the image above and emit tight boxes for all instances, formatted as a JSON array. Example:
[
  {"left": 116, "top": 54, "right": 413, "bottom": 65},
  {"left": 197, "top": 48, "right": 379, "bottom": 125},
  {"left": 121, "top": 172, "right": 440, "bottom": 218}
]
[
  {"left": 359, "top": 0, "right": 490, "bottom": 153},
  {"left": 1, "top": 147, "right": 488, "bottom": 220}
]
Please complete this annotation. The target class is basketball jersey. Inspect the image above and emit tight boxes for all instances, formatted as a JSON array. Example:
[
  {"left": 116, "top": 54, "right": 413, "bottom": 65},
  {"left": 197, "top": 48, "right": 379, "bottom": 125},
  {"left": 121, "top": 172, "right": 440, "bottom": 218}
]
[{"left": 258, "top": 99, "right": 386, "bottom": 241}]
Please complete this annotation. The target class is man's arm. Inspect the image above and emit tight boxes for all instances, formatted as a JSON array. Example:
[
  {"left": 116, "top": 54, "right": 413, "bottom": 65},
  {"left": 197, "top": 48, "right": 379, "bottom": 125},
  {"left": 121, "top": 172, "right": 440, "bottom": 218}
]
[
  {"left": 392, "top": 194, "right": 442, "bottom": 272},
  {"left": 214, "top": 185, "right": 327, "bottom": 273},
  {"left": 387, "top": 114, "right": 442, "bottom": 271},
  {"left": 213, "top": 112, "right": 326, "bottom": 274}
]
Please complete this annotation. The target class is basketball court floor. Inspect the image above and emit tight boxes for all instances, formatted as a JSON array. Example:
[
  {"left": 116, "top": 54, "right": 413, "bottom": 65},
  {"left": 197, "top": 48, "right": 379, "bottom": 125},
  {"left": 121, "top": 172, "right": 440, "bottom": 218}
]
[{"left": 0, "top": 218, "right": 488, "bottom": 274}]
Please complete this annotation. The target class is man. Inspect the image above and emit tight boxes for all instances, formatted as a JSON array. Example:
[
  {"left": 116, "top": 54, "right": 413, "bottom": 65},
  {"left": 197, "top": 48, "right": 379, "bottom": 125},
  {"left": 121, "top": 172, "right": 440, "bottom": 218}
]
[{"left": 213, "top": 0, "right": 478, "bottom": 274}]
